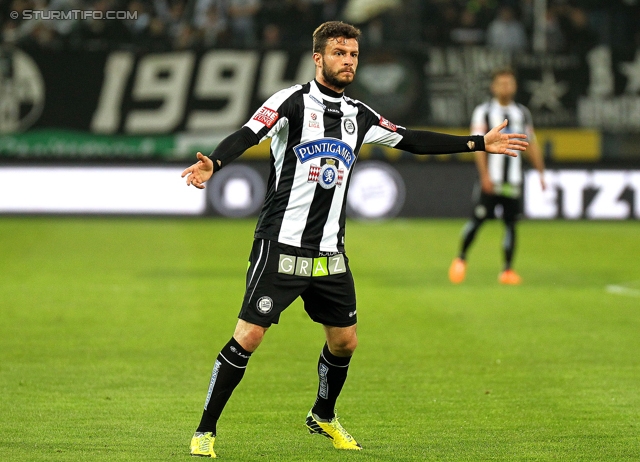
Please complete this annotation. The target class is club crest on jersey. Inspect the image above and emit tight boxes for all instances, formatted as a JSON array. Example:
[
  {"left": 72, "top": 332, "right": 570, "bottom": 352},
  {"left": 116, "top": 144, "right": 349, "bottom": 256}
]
[
  {"left": 252, "top": 107, "right": 279, "bottom": 128},
  {"left": 293, "top": 138, "right": 355, "bottom": 169},
  {"left": 343, "top": 119, "right": 356, "bottom": 135},
  {"left": 308, "top": 160, "right": 344, "bottom": 189}
]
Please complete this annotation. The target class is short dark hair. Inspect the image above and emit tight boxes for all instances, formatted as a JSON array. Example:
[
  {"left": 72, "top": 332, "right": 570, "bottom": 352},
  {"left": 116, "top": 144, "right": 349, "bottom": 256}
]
[
  {"left": 492, "top": 67, "right": 517, "bottom": 81},
  {"left": 312, "top": 21, "right": 361, "bottom": 54}
]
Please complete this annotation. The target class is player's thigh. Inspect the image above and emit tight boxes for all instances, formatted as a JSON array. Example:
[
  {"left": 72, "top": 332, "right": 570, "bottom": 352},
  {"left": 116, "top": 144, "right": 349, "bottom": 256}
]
[
  {"left": 473, "top": 191, "right": 498, "bottom": 220},
  {"left": 239, "top": 239, "right": 309, "bottom": 327},
  {"left": 499, "top": 196, "right": 522, "bottom": 223}
]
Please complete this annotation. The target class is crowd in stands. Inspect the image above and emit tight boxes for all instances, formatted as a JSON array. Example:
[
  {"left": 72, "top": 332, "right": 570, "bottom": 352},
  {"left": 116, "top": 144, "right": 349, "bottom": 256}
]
[{"left": 1, "top": 0, "right": 639, "bottom": 54}]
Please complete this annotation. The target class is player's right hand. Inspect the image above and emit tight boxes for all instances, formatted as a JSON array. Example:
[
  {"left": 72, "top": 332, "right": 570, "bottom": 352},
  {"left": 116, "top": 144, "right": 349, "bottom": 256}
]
[
  {"left": 181, "top": 152, "right": 214, "bottom": 189},
  {"left": 539, "top": 173, "right": 547, "bottom": 191}
]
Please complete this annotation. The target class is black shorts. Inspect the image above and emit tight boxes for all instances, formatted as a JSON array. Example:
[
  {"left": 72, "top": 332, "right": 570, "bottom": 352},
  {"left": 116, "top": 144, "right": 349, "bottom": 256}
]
[
  {"left": 238, "top": 239, "right": 357, "bottom": 328},
  {"left": 472, "top": 189, "right": 522, "bottom": 222}
]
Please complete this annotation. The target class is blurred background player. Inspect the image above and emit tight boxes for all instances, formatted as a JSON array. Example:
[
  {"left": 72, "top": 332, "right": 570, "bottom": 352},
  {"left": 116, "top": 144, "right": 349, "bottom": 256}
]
[{"left": 449, "top": 68, "right": 546, "bottom": 285}]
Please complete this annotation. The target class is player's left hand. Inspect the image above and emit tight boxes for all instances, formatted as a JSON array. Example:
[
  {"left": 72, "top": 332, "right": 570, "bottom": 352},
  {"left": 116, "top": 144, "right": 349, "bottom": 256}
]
[{"left": 484, "top": 119, "right": 529, "bottom": 157}]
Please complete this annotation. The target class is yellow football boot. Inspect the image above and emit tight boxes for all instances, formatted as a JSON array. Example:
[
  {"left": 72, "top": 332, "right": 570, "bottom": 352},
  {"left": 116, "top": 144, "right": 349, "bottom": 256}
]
[
  {"left": 305, "top": 411, "right": 362, "bottom": 450},
  {"left": 190, "top": 432, "right": 216, "bottom": 458}
]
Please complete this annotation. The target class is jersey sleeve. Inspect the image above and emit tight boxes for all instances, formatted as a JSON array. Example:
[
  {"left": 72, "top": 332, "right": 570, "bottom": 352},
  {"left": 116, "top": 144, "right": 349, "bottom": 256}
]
[
  {"left": 209, "top": 86, "right": 302, "bottom": 169},
  {"left": 243, "top": 85, "right": 302, "bottom": 143},
  {"left": 360, "top": 104, "right": 406, "bottom": 148},
  {"left": 209, "top": 126, "right": 260, "bottom": 170},
  {"left": 395, "top": 129, "right": 485, "bottom": 155},
  {"left": 360, "top": 103, "right": 484, "bottom": 154},
  {"left": 519, "top": 104, "right": 537, "bottom": 142}
]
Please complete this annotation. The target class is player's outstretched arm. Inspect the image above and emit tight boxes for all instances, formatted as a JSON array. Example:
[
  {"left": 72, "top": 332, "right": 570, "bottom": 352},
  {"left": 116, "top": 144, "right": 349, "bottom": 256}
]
[
  {"left": 392, "top": 123, "right": 524, "bottom": 157},
  {"left": 181, "top": 152, "right": 217, "bottom": 189},
  {"left": 484, "top": 119, "right": 529, "bottom": 157},
  {"left": 524, "top": 134, "right": 546, "bottom": 190},
  {"left": 180, "top": 127, "right": 261, "bottom": 188}
]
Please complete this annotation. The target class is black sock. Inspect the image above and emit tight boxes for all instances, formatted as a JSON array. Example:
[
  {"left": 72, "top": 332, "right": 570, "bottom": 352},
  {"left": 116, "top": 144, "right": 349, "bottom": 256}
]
[
  {"left": 311, "top": 343, "right": 351, "bottom": 421},
  {"left": 460, "top": 218, "right": 483, "bottom": 260},
  {"left": 503, "top": 221, "right": 517, "bottom": 270},
  {"left": 196, "top": 337, "right": 252, "bottom": 435}
]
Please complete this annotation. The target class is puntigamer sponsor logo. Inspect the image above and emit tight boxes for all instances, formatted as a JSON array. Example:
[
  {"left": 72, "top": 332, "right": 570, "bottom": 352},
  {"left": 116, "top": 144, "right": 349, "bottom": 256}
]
[{"left": 293, "top": 138, "right": 355, "bottom": 169}]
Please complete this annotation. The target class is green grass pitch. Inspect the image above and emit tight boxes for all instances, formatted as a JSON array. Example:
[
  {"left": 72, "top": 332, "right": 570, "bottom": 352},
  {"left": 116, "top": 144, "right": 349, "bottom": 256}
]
[{"left": 1, "top": 217, "right": 639, "bottom": 461}]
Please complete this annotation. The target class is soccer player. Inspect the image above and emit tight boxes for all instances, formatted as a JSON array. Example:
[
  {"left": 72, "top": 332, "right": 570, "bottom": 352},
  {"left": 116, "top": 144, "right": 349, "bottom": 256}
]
[
  {"left": 182, "top": 22, "right": 528, "bottom": 458},
  {"left": 448, "top": 68, "right": 546, "bottom": 285}
]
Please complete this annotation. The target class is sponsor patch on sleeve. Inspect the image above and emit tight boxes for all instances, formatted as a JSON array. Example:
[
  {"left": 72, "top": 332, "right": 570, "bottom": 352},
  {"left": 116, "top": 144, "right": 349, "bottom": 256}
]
[
  {"left": 379, "top": 117, "right": 397, "bottom": 132},
  {"left": 253, "top": 107, "right": 279, "bottom": 128}
]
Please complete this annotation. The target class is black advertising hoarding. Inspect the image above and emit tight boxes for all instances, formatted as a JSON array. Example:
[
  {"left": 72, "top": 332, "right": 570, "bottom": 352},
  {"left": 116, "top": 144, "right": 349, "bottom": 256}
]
[
  {"left": 0, "top": 45, "right": 431, "bottom": 135},
  {"left": 0, "top": 47, "right": 315, "bottom": 134},
  {"left": 424, "top": 47, "right": 588, "bottom": 127},
  {"left": 1, "top": 45, "right": 430, "bottom": 159},
  {"left": 2, "top": 44, "right": 640, "bottom": 160},
  {"left": 577, "top": 46, "right": 640, "bottom": 132}
]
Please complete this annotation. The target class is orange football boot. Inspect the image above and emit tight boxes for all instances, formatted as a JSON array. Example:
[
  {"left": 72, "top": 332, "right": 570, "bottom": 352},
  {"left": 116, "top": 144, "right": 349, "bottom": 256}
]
[
  {"left": 448, "top": 258, "right": 467, "bottom": 284},
  {"left": 498, "top": 269, "right": 522, "bottom": 285}
]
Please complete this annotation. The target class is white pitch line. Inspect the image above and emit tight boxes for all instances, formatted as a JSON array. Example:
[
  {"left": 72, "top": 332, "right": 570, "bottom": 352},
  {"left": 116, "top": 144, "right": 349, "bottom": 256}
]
[{"left": 606, "top": 285, "right": 640, "bottom": 298}]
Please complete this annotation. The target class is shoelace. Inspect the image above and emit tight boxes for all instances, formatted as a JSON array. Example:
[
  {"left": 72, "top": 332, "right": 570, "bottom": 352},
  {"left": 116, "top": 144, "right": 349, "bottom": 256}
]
[
  {"left": 198, "top": 435, "right": 212, "bottom": 452},
  {"left": 330, "top": 417, "right": 354, "bottom": 442}
]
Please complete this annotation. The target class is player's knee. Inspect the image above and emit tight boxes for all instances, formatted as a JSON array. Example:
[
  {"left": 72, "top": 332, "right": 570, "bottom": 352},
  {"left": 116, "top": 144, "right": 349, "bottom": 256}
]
[
  {"left": 328, "top": 335, "right": 358, "bottom": 357},
  {"left": 233, "top": 321, "right": 267, "bottom": 352}
]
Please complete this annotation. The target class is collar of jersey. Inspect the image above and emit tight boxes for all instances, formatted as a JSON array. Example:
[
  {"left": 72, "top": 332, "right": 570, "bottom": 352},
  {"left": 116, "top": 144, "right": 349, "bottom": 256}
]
[
  {"left": 491, "top": 98, "right": 516, "bottom": 110},
  {"left": 312, "top": 79, "right": 344, "bottom": 103}
]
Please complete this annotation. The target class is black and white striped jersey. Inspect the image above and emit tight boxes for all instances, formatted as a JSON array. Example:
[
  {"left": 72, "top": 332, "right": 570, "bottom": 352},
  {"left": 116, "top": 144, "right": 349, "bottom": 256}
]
[
  {"left": 243, "top": 79, "right": 407, "bottom": 253},
  {"left": 471, "top": 98, "right": 535, "bottom": 197},
  {"left": 212, "top": 79, "right": 482, "bottom": 252}
]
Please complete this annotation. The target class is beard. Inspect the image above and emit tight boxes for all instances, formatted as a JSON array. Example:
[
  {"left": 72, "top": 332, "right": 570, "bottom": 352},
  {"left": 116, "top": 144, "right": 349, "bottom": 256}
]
[{"left": 321, "top": 64, "right": 355, "bottom": 90}]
